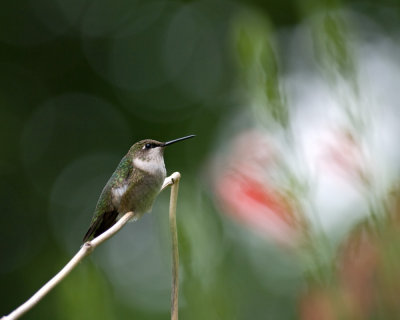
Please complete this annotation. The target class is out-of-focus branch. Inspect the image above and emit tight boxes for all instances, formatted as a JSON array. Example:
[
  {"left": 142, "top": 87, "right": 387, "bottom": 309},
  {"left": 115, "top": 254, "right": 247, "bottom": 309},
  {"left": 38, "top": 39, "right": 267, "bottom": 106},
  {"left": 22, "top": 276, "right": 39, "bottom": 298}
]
[{"left": 2, "top": 172, "right": 182, "bottom": 320}]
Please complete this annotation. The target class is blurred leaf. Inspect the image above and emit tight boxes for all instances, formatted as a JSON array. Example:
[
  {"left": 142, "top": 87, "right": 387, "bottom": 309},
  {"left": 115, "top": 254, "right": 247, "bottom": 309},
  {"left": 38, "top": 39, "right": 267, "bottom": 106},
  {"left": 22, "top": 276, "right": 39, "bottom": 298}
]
[{"left": 232, "top": 10, "right": 289, "bottom": 127}]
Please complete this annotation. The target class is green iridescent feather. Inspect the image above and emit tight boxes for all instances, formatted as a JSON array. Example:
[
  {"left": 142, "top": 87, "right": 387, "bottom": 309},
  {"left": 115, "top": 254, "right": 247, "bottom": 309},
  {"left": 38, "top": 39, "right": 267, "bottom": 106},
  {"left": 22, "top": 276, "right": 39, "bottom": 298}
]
[{"left": 83, "top": 155, "right": 133, "bottom": 241}]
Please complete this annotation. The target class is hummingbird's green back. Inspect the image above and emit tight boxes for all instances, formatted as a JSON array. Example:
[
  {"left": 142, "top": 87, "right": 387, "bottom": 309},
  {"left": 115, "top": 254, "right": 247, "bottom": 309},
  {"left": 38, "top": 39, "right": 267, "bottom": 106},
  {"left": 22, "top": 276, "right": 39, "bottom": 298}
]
[{"left": 83, "top": 155, "right": 133, "bottom": 241}]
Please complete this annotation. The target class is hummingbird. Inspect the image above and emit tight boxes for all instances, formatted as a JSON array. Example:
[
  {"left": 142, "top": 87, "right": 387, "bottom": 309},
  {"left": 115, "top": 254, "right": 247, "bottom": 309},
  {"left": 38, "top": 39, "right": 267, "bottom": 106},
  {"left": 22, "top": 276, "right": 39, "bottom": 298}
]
[{"left": 83, "top": 135, "right": 195, "bottom": 242}]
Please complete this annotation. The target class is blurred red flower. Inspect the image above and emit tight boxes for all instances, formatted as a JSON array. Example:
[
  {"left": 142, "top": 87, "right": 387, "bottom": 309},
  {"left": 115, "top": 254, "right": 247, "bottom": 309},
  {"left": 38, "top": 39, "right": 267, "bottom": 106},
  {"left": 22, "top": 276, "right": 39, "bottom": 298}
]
[{"left": 214, "top": 130, "right": 304, "bottom": 246}]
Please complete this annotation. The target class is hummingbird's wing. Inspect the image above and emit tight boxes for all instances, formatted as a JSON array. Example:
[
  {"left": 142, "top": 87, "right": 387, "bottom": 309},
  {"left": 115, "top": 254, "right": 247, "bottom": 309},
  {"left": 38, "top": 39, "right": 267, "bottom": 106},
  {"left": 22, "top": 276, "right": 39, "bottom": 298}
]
[
  {"left": 82, "top": 209, "right": 119, "bottom": 242},
  {"left": 83, "top": 155, "right": 133, "bottom": 242}
]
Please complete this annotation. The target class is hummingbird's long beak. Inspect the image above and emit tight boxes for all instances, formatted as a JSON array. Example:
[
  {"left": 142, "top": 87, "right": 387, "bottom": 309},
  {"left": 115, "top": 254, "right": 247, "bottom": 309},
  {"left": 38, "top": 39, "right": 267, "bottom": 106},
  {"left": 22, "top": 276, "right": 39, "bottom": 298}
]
[{"left": 163, "top": 135, "right": 195, "bottom": 147}]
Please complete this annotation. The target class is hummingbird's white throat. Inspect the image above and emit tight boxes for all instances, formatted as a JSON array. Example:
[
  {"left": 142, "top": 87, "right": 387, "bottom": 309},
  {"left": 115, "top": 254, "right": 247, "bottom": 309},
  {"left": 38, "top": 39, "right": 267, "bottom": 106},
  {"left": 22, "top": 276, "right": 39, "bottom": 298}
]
[{"left": 133, "top": 148, "right": 166, "bottom": 175}]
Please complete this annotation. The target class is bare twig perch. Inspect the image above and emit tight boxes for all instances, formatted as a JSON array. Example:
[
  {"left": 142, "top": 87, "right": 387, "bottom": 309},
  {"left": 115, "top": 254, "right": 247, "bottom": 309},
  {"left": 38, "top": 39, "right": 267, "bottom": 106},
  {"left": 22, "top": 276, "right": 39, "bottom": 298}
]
[
  {"left": 169, "top": 172, "right": 180, "bottom": 320},
  {"left": 2, "top": 172, "right": 182, "bottom": 320}
]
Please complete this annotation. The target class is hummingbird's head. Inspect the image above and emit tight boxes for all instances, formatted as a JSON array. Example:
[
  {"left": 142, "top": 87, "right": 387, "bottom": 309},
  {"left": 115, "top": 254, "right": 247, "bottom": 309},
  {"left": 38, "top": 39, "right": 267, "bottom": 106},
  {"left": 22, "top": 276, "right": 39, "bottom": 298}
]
[
  {"left": 130, "top": 139, "right": 165, "bottom": 162},
  {"left": 129, "top": 135, "right": 196, "bottom": 162}
]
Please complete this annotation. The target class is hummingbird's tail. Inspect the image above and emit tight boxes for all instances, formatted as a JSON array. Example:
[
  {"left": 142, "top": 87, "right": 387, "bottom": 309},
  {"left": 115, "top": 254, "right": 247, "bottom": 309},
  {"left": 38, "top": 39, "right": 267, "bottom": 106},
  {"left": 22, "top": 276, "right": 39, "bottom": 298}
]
[{"left": 83, "top": 210, "right": 119, "bottom": 242}]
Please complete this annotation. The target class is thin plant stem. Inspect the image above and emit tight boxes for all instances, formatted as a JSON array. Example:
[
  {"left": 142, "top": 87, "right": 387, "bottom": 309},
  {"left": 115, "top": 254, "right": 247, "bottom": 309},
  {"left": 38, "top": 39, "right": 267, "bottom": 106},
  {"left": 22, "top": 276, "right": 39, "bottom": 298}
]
[
  {"left": 169, "top": 172, "right": 181, "bottom": 320},
  {"left": 2, "top": 172, "right": 182, "bottom": 320}
]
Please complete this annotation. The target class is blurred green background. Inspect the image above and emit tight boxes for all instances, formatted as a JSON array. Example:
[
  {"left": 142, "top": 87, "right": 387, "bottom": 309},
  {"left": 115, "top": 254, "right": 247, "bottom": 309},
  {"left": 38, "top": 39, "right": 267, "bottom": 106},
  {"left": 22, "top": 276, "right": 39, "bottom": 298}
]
[{"left": 2, "top": 0, "right": 400, "bottom": 319}]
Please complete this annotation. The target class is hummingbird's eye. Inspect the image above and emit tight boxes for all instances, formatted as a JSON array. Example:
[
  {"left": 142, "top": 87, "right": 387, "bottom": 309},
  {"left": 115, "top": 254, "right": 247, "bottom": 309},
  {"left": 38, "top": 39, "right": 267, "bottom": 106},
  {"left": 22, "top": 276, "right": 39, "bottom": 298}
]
[{"left": 144, "top": 143, "right": 152, "bottom": 150}]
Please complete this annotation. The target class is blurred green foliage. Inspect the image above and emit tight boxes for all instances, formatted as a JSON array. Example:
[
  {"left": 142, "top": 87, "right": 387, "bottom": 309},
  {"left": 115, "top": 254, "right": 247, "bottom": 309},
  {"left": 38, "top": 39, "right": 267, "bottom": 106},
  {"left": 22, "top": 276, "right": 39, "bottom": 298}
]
[{"left": 2, "top": 0, "right": 400, "bottom": 319}]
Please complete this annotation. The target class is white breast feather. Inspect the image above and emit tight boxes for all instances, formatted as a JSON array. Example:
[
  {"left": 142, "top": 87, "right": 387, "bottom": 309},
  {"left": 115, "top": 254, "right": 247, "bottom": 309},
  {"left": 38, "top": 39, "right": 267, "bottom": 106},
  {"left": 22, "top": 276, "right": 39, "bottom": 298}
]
[{"left": 112, "top": 184, "right": 128, "bottom": 206}]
